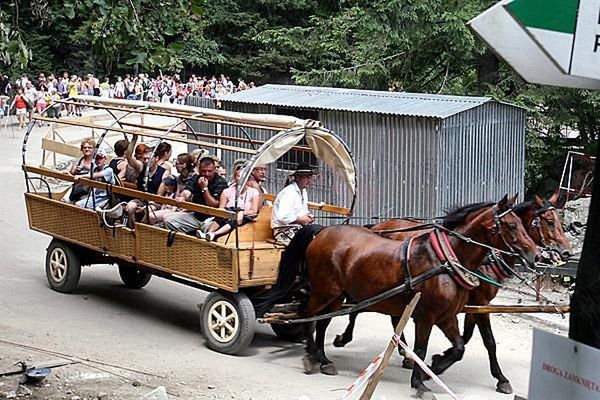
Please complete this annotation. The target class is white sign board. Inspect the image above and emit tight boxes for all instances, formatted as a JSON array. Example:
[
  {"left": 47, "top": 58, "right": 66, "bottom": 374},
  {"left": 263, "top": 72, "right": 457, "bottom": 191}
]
[
  {"left": 529, "top": 329, "right": 600, "bottom": 400},
  {"left": 468, "top": 0, "right": 600, "bottom": 89},
  {"left": 570, "top": 0, "right": 600, "bottom": 79}
]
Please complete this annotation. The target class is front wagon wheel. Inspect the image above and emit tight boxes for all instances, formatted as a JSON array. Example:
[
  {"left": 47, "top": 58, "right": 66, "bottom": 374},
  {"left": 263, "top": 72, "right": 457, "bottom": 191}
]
[
  {"left": 200, "top": 291, "right": 256, "bottom": 355},
  {"left": 45, "top": 239, "right": 81, "bottom": 293}
]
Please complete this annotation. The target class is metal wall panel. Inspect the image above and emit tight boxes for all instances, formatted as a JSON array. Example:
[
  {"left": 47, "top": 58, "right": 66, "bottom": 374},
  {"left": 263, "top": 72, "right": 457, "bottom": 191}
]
[
  {"left": 439, "top": 102, "right": 526, "bottom": 211},
  {"left": 184, "top": 96, "right": 526, "bottom": 222}
]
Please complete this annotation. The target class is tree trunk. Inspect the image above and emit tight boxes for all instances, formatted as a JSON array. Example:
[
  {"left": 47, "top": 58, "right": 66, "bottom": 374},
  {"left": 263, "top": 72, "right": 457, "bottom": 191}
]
[
  {"left": 477, "top": 50, "right": 499, "bottom": 86},
  {"left": 569, "top": 139, "right": 600, "bottom": 348}
]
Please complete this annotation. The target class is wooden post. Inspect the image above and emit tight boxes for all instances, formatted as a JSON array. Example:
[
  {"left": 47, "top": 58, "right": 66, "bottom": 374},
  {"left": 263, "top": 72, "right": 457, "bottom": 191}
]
[
  {"left": 569, "top": 142, "right": 600, "bottom": 348},
  {"left": 359, "top": 293, "right": 421, "bottom": 400}
]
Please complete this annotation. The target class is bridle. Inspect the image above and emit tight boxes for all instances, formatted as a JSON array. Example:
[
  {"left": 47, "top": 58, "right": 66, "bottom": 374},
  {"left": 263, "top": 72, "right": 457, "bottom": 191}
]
[
  {"left": 490, "top": 206, "right": 519, "bottom": 254},
  {"left": 529, "top": 203, "right": 556, "bottom": 249}
]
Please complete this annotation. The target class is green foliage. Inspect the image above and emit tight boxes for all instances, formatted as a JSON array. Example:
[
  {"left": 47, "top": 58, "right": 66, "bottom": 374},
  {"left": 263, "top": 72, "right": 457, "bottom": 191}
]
[{"left": 2, "top": 0, "right": 598, "bottom": 192}]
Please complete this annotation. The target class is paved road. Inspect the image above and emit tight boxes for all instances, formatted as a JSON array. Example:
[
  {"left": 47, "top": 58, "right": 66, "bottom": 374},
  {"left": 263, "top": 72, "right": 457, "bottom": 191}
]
[{"left": 0, "top": 121, "right": 562, "bottom": 399}]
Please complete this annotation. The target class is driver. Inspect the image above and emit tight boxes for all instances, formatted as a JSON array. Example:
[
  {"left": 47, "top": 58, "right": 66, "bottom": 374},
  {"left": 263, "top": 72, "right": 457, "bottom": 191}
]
[{"left": 271, "top": 162, "right": 317, "bottom": 245}]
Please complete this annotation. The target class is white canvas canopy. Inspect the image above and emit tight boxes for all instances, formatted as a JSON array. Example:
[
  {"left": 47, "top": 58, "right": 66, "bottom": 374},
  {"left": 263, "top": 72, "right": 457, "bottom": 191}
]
[{"left": 238, "top": 124, "right": 357, "bottom": 195}]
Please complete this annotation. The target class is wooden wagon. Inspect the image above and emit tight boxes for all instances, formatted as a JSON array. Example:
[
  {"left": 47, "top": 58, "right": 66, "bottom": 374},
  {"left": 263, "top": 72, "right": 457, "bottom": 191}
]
[{"left": 23, "top": 96, "right": 357, "bottom": 355}]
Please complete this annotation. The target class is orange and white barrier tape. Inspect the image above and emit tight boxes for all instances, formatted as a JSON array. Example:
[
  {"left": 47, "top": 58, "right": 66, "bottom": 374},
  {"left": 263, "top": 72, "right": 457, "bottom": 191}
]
[
  {"left": 394, "top": 335, "right": 460, "bottom": 400},
  {"left": 341, "top": 334, "right": 460, "bottom": 400},
  {"left": 341, "top": 351, "right": 385, "bottom": 399}
]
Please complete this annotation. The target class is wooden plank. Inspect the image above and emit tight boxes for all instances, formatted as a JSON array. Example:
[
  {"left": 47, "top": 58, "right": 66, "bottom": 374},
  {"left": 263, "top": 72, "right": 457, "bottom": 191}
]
[
  {"left": 462, "top": 305, "right": 570, "bottom": 314},
  {"left": 120, "top": 121, "right": 312, "bottom": 152},
  {"left": 33, "top": 116, "right": 257, "bottom": 155},
  {"left": 23, "top": 165, "right": 232, "bottom": 219},
  {"left": 263, "top": 193, "right": 351, "bottom": 216},
  {"left": 238, "top": 247, "right": 282, "bottom": 281},
  {"left": 56, "top": 100, "right": 285, "bottom": 132},
  {"left": 41, "top": 138, "right": 81, "bottom": 158}
]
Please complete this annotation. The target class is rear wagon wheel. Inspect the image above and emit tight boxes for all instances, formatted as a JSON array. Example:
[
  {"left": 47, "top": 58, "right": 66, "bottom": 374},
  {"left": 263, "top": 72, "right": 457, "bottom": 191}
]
[
  {"left": 118, "top": 263, "right": 152, "bottom": 289},
  {"left": 45, "top": 239, "right": 81, "bottom": 293},
  {"left": 200, "top": 291, "right": 256, "bottom": 355}
]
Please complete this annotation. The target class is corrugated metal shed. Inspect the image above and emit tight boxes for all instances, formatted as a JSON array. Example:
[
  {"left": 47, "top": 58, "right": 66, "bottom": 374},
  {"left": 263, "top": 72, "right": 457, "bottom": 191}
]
[
  {"left": 221, "top": 84, "right": 498, "bottom": 118},
  {"left": 187, "top": 85, "right": 527, "bottom": 220}
]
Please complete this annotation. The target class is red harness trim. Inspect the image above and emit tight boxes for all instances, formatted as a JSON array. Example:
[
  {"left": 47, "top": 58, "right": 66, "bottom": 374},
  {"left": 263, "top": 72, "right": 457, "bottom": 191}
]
[
  {"left": 429, "top": 231, "right": 478, "bottom": 290},
  {"left": 490, "top": 263, "right": 510, "bottom": 280}
]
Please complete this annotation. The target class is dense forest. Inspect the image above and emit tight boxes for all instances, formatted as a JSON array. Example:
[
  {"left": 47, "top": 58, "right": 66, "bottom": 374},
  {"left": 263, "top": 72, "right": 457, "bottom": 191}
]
[{"left": 2, "top": 0, "right": 598, "bottom": 191}]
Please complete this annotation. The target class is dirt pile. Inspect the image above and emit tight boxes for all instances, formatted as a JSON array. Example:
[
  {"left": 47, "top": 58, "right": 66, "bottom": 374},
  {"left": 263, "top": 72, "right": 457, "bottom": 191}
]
[{"left": 560, "top": 197, "right": 591, "bottom": 254}]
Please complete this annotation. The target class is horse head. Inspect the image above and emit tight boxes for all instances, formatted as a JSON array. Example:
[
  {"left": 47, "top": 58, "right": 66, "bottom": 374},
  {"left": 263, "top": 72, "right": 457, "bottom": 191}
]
[
  {"left": 531, "top": 192, "right": 573, "bottom": 261},
  {"left": 482, "top": 194, "right": 541, "bottom": 268}
]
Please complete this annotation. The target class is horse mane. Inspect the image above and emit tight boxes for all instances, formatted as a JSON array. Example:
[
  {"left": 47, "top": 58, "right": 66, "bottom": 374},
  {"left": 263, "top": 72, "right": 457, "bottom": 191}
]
[
  {"left": 441, "top": 202, "right": 495, "bottom": 230},
  {"left": 512, "top": 198, "right": 552, "bottom": 216}
]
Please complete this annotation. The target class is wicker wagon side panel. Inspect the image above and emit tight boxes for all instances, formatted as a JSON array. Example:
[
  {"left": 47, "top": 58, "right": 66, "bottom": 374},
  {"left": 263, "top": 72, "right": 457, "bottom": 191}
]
[
  {"left": 25, "top": 193, "right": 103, "bottom": 250},
  {"left": 135, "top": 224, "right": 238, "bottom": 291},
  {"left": 102, "top": 227, "right": 135, "bottom": 260}
]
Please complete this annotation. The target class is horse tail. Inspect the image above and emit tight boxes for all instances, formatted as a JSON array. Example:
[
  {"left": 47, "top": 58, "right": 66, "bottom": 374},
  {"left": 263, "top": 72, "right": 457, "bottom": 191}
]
[{"left": 253, "top": 224, "right": 324, "bottom": 317}]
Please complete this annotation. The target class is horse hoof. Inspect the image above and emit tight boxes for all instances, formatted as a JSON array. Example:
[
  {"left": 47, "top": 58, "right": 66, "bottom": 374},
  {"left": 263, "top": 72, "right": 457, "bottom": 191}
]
[
  {"left": 333, "top": 335, "right": 347, "bottom": 348},
  {"left": 496, "top": 381, "right": 513, "bottom": 394},
  {"left": 402, "top": 358, "right": 415, "bottom": 370},
  {"left": 302, "top": 355, "right": 319, "bottom": 374},
  {"left": 414, "top": 383, "right": 432, "bottom": 395},
  {"left": 320, "top": 363, "right": 338, "bottom": 376}
]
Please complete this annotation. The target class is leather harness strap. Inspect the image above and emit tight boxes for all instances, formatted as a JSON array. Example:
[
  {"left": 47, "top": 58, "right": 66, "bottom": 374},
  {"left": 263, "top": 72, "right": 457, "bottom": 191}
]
[{"left": 401, "top": 237, "right": 415, "bottom": 290}]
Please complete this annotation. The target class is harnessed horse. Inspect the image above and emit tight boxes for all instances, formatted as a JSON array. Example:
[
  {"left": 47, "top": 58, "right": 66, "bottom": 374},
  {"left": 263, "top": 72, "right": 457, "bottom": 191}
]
[
  {"left": 280, "top": 195, "right": 540, "bottom": 393},
  {"left": 333, "top": 193, "right": 571, "bottom": 393}
]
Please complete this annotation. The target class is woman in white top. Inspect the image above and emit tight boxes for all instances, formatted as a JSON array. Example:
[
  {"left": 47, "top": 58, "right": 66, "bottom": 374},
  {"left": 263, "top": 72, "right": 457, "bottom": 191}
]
[{"left": 197, "top": 163, "right": 260, "bottom": 241}]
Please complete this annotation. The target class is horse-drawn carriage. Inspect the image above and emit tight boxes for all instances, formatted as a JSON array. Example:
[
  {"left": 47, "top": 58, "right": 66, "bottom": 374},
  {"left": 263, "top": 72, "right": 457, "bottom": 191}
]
[
  {"left": 23, "top": 96, "right": 573, "bottom": 394},
  {"left": 23, "top": 96, "right": 356, "bottom": 355}
]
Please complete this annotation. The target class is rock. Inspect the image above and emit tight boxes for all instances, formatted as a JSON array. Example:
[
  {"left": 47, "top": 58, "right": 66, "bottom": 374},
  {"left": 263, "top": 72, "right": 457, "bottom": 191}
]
[
  {"left": 511, "top": 318, "right": 520, "bottom": 324},
  {"left": 5, "top": 392, "right": 17, "bottom": 399},
  {"left": 70, "top": 396, "right": 81, "bottom": 400},
  {"left": 140, "top": 386, "right": 168, "bottom": 400},
  {"left": 131, "top": 380, "right": 142, "bottom": 387},
  {"left": 97, "top": 392, "right": 108, "bottom": 400},
  {"left": 207, "top": 385, "right": 216, "bottom": 390},
  {"left": 15, "top": 386, "right": 31, "bottom": 397}
]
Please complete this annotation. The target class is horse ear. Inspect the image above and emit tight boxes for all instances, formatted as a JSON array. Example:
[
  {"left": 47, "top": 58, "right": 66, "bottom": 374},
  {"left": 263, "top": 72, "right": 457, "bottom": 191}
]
[
  {"left": 534, "top": 194, "right": 544, "bottom": 207},
  {"left": 549, "top": 190, "right": 560, "bottom": 205},
  {"left": 498, "top": 194, "right": 509, "bottom": 211},
  {"left": 509, "top": 193, "right": 519, "bottom": 206}
]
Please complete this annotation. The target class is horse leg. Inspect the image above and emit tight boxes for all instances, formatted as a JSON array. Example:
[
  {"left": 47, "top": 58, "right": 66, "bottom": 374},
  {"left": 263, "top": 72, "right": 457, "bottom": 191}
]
[
  {"left": 390, "top": 316, "right": 414, "bottom": 369},
  {"left": 333, "top": 312, "right": 358, "bottom": 348},
  {"left": 430, "top": 317, "right": 465, "bottom": 376},
  {"left": 476, "top": 314, "right": 513, "bottom": 394},
  {"left": 303, "top": 321, "right": 320, "bottom": 374},
  {"left": 410, "top": 319, "right": 434, "bottom": 393},
  {"left": 463, "top": 313, "right": 477, "bottom": 345},
  {"left": 316, "top": 317, "right": 338, "bottom": 375}
]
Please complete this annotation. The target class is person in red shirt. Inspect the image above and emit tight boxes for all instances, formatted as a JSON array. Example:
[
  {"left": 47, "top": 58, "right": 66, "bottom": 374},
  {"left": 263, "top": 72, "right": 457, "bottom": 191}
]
[{"left": 10, "top": 88, "right": 28, "bottom": 129}]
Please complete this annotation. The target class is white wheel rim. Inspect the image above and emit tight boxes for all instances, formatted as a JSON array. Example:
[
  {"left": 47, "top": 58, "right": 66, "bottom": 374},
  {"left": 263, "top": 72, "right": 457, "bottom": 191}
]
[
  {"left": 207, "top": 300, "right": 239, "bottom": 343},
  {"left": 49, "top": 248, "right": 68, "bottom": 283}
]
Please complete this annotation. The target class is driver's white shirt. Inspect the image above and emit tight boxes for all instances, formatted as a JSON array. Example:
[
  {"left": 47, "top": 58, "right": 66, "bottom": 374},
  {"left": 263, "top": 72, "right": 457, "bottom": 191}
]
[{"left": 271, "top": 182, "right": 309, "bottom": 228}]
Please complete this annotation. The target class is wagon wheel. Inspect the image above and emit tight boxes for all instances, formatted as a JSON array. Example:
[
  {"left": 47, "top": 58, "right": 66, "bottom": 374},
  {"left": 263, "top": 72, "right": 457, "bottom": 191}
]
[
  {"left": 200, "top": 291, "right": 256, "bottom": 355},
  {"left": 270, "top": 322, "right": 315, "bottom": 343},
  {"left": 118, "top": 263, "right": 152, "bottom": 289},
  {"left": 45, "top": 239, "right": 81, "bottom": 293}
]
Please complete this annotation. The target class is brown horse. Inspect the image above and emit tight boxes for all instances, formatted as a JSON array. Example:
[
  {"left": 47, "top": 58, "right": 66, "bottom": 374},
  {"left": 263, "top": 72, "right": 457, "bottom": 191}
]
[
  {"left": 333, "top": 193, "right": 572, "bottom": 393},
  {"left": 283, "top": 195, "right": 540, "bottom": 393}
]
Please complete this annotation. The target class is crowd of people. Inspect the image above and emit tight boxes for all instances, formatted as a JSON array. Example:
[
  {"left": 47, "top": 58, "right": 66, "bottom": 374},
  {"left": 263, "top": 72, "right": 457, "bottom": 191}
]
[
  {"left": 0, "top": 71, "right": 256, "bottom": 129},
  {"left": 67, "top": 136, "right": 316, "bottom": 244}
]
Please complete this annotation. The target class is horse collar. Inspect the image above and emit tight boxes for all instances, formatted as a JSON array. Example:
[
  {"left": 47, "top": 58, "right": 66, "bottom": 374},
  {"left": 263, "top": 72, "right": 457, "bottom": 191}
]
[{"left": 429, "top": 230, "right": 480, "bottom": 290}]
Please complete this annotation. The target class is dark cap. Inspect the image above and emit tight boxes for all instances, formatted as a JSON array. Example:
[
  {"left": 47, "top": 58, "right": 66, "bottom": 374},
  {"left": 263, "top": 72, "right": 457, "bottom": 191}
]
[{"left": 292, "top": 162, "right": 317, "bottom": 177}]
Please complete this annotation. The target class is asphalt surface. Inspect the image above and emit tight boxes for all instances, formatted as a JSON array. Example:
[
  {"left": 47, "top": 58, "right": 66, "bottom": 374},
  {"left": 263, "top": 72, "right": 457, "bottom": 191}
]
[{"left": 0, "top": 118, "right": 566, "bottom": 400}]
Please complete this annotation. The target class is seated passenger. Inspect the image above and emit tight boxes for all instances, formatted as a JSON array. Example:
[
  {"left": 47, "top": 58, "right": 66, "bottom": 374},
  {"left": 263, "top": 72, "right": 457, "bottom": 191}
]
[
  {"left": 197, "top": 163, "right": 260, "bottom": 241},
  {"left": 155, "top": 142, "right": 173, "bottom": 175},
  {"left": 164, "top": 156, "right": 228, "bottom": 234},
  {"left": 157, "top": 153, "right": 197, "bottom": 197},
  {"left": 246, "top": 163, "right": 270, "bottom": 209},
  {"left": 107, "top": 139, "right": 130, "bottom": 180},
  {"left": 271, "top": 162, "right": 316, "bottom": 245},
  {"left": 67, "top": 138, "right": 95, "bottom": 203},
  {"left": 124, "top": 134, "right": 169, "bottom": 228},
  {"left": 74, "top": 151, "right": 115, "bottom": 209},
  {"left": 148, "top": 175, "right": 179, "bottom": 226}
]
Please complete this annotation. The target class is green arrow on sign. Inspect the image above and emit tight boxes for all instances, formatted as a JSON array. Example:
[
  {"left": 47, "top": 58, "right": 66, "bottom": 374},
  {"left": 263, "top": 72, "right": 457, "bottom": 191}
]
[{"left": 506, "top": 0, "right": 579, "bottom": 72}]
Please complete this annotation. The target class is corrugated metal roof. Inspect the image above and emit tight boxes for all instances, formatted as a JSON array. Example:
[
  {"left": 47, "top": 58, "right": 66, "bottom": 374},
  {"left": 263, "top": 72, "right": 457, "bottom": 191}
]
[{"left": 221, "top": 84, "right": 506, "bottom": 118}]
